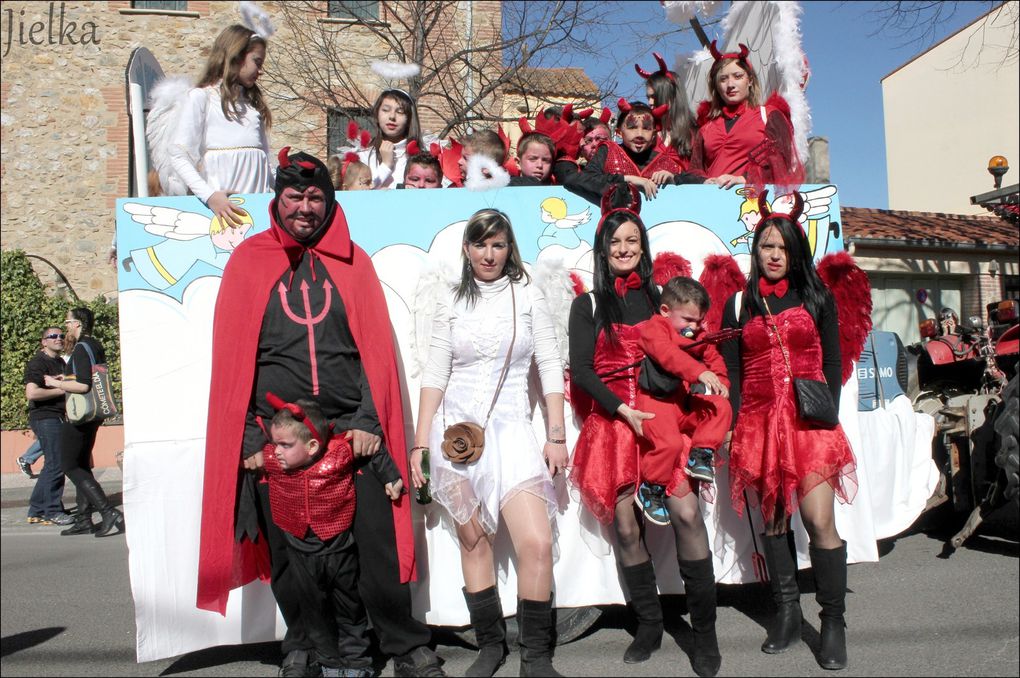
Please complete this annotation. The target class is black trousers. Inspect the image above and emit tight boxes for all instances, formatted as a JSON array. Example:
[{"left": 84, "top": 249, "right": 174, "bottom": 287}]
[
  {"left": 60, "top": 420, "right": 104, "bottom": 507},
  {"left": 255, "top": 453, "right": 431, "bottom": 659},
  {"left": 287, "top": 536, "right": 372, "bottom": 670}
]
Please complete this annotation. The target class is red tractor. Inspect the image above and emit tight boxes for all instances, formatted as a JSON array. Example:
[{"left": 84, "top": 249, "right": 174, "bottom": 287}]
[{"left": 908, "top": 299, "right": 1019, "bottom": 547}]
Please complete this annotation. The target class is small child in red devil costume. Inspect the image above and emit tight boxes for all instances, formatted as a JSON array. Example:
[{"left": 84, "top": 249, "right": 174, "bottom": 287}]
[
  {"left": 261, "top": 394, "right": 403, "bottom": 677},
  {"left": 633, "top": 277, "right": 732, "bottom": 526}
]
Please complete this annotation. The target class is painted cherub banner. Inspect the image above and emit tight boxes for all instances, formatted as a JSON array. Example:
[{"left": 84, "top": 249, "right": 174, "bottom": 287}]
[{"left": 118, "top": 184, "right": 881, "bottom": 664}]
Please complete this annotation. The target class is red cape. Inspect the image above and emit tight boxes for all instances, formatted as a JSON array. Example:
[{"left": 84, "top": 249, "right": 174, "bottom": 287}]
[{"left": 196, "top": 203, "right": 415, "bottom": 615}]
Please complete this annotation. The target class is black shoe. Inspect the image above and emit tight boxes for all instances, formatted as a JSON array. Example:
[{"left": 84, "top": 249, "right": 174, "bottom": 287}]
[
  {"left": 685, "top": 448, "right": 715, "bottom": 483},
  {"left": 760, "top": 533, "right": 802, "bottom": 654},
  {"left": 392, "top": 647, "right": 445, "bottom": 677},
  {"left": 811, "top": 541, "right": 848, "bottom": 670},
  {"left": 17, "top": 457, "right": 36, "bottom": 479},
  {"left": 94, "top": 507, "right": 125, "bottom": 537},
  {"left": 279, "top": 649, "right": 311, "bottom": 678},
  {"left": 61, "top": 512, "right": 95, "bottom": 535},
  {"left": 621, "top": 561, "right": 663, "bottom": 663},
  {"left": 678, "top": 557, "right": 721, "bottom": 677},
  {"left": 517, "top": 597, "right": 563, "bottom": 677},
  {"left": 463, "top": 587, "right": 508, "bottom": 677}
]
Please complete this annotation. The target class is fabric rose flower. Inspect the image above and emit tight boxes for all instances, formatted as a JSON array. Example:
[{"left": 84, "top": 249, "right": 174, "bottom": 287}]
[{"left": 441, "top": 422, "right": 484, "bottom": 464}]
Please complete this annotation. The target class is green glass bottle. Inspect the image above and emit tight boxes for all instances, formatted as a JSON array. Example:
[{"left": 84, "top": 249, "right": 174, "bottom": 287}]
[{"left": 416, "top": 448, "right": 432, "bottom": 505}]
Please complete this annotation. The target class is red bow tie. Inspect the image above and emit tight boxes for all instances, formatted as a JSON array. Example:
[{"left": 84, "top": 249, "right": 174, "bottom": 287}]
[
  {"left": 614, "top": 271, "right": 642, "bottom": 297},
  {"left": 758, "top": 276, "right": 789, "bottom": 299}
]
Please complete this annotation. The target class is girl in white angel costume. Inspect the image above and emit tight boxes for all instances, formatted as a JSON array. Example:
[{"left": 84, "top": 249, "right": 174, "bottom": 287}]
[
  {"left": 410, "top": 209, "right": 568, "bottom": 677},
  {"left": 149, "top": 20, "right": 273, "bottom": 228}
]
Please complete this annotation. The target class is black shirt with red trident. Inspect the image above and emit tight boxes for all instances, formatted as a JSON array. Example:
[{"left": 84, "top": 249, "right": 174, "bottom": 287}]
[{"left": 242, "top": 248, "right": 382, "bottom": 457}]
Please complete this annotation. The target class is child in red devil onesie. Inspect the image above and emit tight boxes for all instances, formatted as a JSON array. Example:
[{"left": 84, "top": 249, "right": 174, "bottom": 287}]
[
  {"left": 633, "top": 277, "right": 732, "bottom": 527},
  {"left": 262, "top": 394, "right": 403, "bottom": 678},
  {"left": 689, "top": 41, "right": 803, "bottom": 191}
]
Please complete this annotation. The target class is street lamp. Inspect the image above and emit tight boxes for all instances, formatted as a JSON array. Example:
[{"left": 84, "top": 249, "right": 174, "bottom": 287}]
[{"left": 988, "top": 155, "right": 1009, "bottom": 189}]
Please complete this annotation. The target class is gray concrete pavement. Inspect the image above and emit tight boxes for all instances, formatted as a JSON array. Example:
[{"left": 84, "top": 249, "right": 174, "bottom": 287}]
[{"left": 1, "top": 469, "right": 1017, "bottom": 676}]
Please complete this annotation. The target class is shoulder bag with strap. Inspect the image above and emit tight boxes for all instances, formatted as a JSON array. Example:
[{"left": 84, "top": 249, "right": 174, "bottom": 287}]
[
  {"left": 762, "top": 296, "right": 839, "bottom": 429},
  {"left": 65, "top": 341, "right": 119, "bottom": 424},
  {"left": 440, "top": 284, "right": 517, "bottom": 464}
]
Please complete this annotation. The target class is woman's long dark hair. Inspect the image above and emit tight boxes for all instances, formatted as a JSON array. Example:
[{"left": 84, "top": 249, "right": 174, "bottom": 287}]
[
  {"left": 646, "top": 71, "right": 696, "bottom": 158},
  {"left": 455, "top": 209, "right": 530, "bottom": 306},
  {"left": 592, "top": 210, "right": 657, "bottom": 343},
  {"left": 746, "top": 216, "right": 830, "bottom": 323}
]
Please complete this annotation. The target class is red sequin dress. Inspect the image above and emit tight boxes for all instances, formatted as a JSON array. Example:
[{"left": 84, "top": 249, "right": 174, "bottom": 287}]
[
  {"left": 729, "top": 306, "right": 857, "bottom": 522},
  {"left": 570, "top": 322, "right": 696, "bottom": 524}
]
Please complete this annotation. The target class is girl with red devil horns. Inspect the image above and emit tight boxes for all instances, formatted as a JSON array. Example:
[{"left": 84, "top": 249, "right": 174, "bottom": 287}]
[
  {"left": 689, "top": 42, "right": 803, "bottom": 192},
  {"left": 636, "top": 52, "right": 698, "bottom": 171},
  {"left": 566, "top": 98, "right": 696, "bottom": 207},
  {"left": 720, "top": 191, "right": 855, "bottom": 671},
  {"left": 568, "top": 185, "right": 722, "bottom": 676}
]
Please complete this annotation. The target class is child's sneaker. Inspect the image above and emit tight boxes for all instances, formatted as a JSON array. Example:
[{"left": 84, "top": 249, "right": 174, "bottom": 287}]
[
  {"left": 685, "top": 448, "right": 715, "bottom": 483},
  {"left": 635, "top": 482, "right": 670, "bottom": 526}
]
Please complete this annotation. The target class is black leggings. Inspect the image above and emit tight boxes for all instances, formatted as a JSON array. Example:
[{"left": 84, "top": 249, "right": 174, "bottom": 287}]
[{"left": 60, "top": 420, "right": 102, "bottom": 490}]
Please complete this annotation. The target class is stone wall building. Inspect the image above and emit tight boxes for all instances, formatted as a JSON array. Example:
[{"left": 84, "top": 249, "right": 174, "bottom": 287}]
[{"left": 0, "top": 0, "right": 503, "bottom": 298}]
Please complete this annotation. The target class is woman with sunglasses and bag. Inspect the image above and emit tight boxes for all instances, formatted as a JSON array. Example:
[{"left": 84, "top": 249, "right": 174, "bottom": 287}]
[
  {"left": 409, "top": 209, "right": 567, "bottom": 677},
  {"left": 44, "top": 307, "right": 125, "bottom": 538},
  {"left": 720, "top": 195, "right": 856, "bottom": 671}
]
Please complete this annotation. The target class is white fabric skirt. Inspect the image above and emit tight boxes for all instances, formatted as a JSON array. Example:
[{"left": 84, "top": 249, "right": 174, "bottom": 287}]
[
  {"left": 429, "top": 413, "right": 557, "bottom": 538},
  {"left": 202, "top": 147, "right": 272, "bottom": 195}
]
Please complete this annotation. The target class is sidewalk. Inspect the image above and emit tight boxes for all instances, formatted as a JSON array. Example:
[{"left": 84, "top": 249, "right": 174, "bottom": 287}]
[{"left": 0, "top": 466, "right": 123, "bottom": 528}]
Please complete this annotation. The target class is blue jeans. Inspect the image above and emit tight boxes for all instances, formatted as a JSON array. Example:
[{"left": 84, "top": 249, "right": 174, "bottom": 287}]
[
  {"left": 27, "top": 417, "right": 66, "bottom": 518},
  {"left": 20, "top": 439, "right": 43, "bottom": 464}
]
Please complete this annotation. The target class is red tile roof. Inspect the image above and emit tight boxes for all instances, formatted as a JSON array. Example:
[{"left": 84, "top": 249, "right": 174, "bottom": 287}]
[
  {"left": 841, "top": 206, "right": 1019, "bottom": 247},
  {"left": 504, "top": 67, "right": 599, "bottom": 97}
]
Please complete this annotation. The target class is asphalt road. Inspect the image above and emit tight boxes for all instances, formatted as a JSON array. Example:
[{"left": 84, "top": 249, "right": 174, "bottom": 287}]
[{"left": 1, "top": 469, "right": 1017, "bottom": 677}]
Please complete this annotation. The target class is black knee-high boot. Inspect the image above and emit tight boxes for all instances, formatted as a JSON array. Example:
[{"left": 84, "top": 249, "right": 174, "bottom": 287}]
[
  {"left": 678, "top": 557, "right": 721, "bottom": 677},
  {"left": 810, "top": 541, "right": 848, "bottom": 670},
  {"left": 620, "top": 560, "right": 663, "bottom": 663},
  {"left": 464, "top": 587, "right": 509, "bottom": 677},
  {"left": 760, "top": 533, "right": 802, "bottom": 654},
  {"left": 78, "top": 475, "right": 124, "bottom": 538},
  {"left": 517, "top": 597, "right": 562, "bottom": 678}
]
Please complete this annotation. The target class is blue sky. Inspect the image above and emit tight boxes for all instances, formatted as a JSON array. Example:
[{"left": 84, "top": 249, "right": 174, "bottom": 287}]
[{"left": 553, "top": 1, "right": 995, "bottom": 209}]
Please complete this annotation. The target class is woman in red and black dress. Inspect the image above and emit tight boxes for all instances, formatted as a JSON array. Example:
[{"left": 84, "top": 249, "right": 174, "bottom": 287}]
[
  {"left": 721, "top": 198, "right": 856, "bottom": 671},
  {"left": 568, "top": 200, "right": 721, "bottom": 677},
  {"left": 689, "top": 43, "right": 803, "bottom": 191}
]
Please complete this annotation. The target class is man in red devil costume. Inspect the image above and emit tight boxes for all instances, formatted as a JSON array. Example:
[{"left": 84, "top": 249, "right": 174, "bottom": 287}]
[{"left": 197, "top": 148, "right": 444, "bottom": 677}]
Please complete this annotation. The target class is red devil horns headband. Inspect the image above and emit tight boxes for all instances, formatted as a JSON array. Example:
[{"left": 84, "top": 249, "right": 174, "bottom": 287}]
[
  {"left": 635, "top": 52, "right": 674, "bottom": 82},
  {"left": 265, "top": 391, "right": 327, "bottom": 446},
  {"left": 278, "top": 146, "right": 316, "bottom": 171},
  {"left": 758, "top": 190, "right": 804, "bottom": 225},
  {"left": 709, "top": 40, "right": 753, "bottom": 71}
]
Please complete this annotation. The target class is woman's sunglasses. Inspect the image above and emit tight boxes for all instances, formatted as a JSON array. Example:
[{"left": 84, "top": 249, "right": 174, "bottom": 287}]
[{"left": 44, "top": 333, "right": 65, "bottom": 340}]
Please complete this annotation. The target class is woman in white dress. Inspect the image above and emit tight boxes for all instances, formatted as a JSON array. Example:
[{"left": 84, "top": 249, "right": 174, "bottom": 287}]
[
  {"left": 410, "top": 209, "right": 568, "bottom": 677},
  {"left": 169, "top": 24, "right": 273, "bottom": 227}
]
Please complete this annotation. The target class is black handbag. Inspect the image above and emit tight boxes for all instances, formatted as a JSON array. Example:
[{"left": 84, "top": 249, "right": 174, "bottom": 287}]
[
  {"left": 763, "top": 297, "right": 839, "bottom": 429},
  {"left": 637, "top": 356, "right": 681, "bottom": 398}
]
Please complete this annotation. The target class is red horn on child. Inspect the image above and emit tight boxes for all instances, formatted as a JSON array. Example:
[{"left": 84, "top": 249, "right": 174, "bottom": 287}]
[
  {"left": 346, "top": 120, "right": 359, "bottom": 141},
  {"left": 277, "top": 146, "right": 292, "bottom": 168},
  {"left": 617, "top": 97, "right": 632, "bottom": 114},
  {"left": 651, "top": 104, "right": 669, "bottom": 120},
  {"left": 561, "top": 103, "right": 574, "bottom": 121},
  {"left": 634, "top": 62, "right": 653, "bottom": 79},
  {"left": 599, "top": 108, "right": 612, "bottom": 124},
  {"left": 407, "top": 140, "right": 420, "bottom": 156},
  {"left": 519, "top": 116, "right": 533, "bottom": 134},
  {"left": 709, "top": 40, "right": 723, "bottom": 61},
  {"left": 738, "top": 43, "right": 750, "bottom": 60},
  {"left": 575, "top": 107, "right": 594, "bottom": 120}
]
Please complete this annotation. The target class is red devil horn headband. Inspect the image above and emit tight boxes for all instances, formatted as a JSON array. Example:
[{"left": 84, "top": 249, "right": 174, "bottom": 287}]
[
  {"left": 757, "top": 190, "right": 804, "bottom": 225},
  {"left": 635, "top": 52, "right": 674, "bottom": 82},
  {"left": 278, "top": 146, "right": 315, "bottom": 171},
  {"left": 617, "top": 97, "right": 632, "bottom": 114},
  {"left": 265, "top": 391, "right": 327, "bottom": 446},
  {"left": 407, "top": 139, "right": 420, "bottom": 156},
  {"left": 709, "top": 40, "right": 752, "bottom": 70}
]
